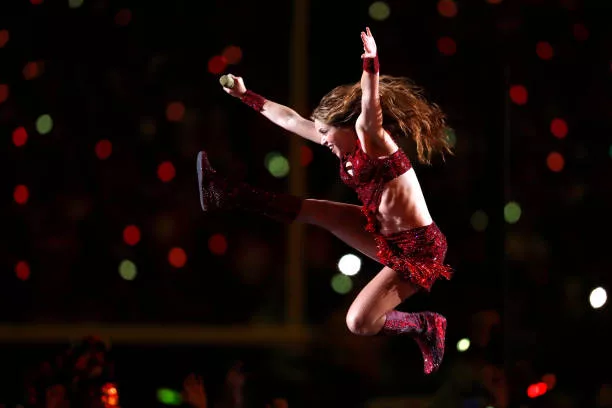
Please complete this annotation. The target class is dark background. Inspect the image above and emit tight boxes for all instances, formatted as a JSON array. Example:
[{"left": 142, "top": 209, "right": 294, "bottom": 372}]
[{"left": 1, "top": 0, "right": 611, "bottom": 406}]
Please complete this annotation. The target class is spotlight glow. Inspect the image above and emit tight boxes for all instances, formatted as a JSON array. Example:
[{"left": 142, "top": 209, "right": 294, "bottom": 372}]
[{"left": 337, "top": 254, "right": 362, "bottom": 276}]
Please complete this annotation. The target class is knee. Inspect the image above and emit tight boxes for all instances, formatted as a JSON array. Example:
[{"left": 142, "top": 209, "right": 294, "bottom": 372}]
[{"left": 345, "top": 310, "right": 378, "bottom": 336}]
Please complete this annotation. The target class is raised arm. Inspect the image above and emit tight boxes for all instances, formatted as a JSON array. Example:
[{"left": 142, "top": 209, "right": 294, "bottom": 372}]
[
  {"left": 356, "top": 28, "right": 386, "bottom": 149},
  {"left": 221, "top": 74, "right": 321, "bottom": 144}
]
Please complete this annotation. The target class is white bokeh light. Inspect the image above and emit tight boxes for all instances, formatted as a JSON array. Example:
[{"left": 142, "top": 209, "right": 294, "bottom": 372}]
[
  {"left": 589, "top": 287, "right": 607, "bottom": 309},
  {"left": 457, "top": 338, "right": 471, "bottom": 352},
  {"left": 338, "top": 254, "right": 362, "bottom": 276}
]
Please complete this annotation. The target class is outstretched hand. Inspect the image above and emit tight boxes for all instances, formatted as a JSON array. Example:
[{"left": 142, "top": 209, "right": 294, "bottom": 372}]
[
  {"left": 182, "top": 373, "right": 207, "bottom": 408},
  {"left": 361, "top": 27, "right": 377, "bottom": 59},
  {"left": 221, "top": 74, "right": 247, "bottom": 98}
]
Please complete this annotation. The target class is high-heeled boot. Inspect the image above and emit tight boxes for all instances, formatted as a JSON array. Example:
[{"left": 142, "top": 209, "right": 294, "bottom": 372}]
[
  {"left": 197, "top": 151, "right": 303, "bottom": 223},
  {"left": 381, "top": 310, "right": 447, "bottom": 375}
]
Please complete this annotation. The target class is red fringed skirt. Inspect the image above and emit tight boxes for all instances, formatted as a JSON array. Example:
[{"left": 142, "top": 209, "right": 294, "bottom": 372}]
[{"left": 372, "top": 223, "right": 453, "bottom": 292}]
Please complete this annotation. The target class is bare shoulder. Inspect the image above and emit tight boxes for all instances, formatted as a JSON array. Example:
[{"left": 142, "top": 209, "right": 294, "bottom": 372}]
[{"left": 356, "top": 127, "right": 398, "bottom": 158}]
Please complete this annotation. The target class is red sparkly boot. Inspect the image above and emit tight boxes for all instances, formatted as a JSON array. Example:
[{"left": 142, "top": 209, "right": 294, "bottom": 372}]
[
  {"left": 381, "top": 311, "right": 447, "bottom": 375},
  {"left": 197, "top": 151, "right": 303, "bottom": 223}
]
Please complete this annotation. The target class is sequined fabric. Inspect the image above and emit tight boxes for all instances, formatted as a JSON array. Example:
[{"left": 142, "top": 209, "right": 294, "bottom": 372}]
[
  {"left": 363, "top": 55, "right": 380, "bottom": 74},
  {"left": 382, "top": 311, "right": 447, "bottom": 375},
  {"left": 197, "top": 151, "right": 302, "bottom": 223},
  {"left": 340, "top": 140, "right": 453, "bottom": 291},
  {"left": 240, "top": 90, "right": 266, "bottom": 112}
]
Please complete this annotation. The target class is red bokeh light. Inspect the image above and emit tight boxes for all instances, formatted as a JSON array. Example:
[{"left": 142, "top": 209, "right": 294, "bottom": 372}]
[
  {"left": 546, "top": 152, "right": 565, "bottom": 172},
  {"left": 168, "top": 247, "right": 187, "bottom": 268},
  {"left": 30, "top": 0, "right": 43, "bottom": 4},
  {"left": 95, "top": 139, "right": 113, "bottom": 160},
  {"left": 509, "top": 85, "right": 528, "bottom": 105},
  {"left": 437, "top": 0, "right": 458, "bottom": 18},
  {"left": 208, "top": 55, "right": 227, "bottom": 75},
  {"left": 208, "top": 233, "right": 228, "bottom": 255},
  {"left": 0, "top": 84, "right": 9, "bottom": 103},
  {"left": 222, "top": 46, "right": 243, "bottom": 64},
  {"left": 23, "top": 61, "right": 43, "bottom": 80},
  {"left": 123, "top": 225, "right": 141, "bottom": 246},
  {"left": 527, "top": 382, "right": 548, "bottom": 398},
  {"left": 115, "top": 9, "right": 132, "bottom": 26},
  {"left": 166, "top": 101, "right": 185, "bottom": 122},
  {"left": 15, "top": 261, "right": 30, "bottom": 281},
  {"left": 0, "top": 30, "right": 9, "bottom": 48},
  {"left": 541, "top": 373, "right": 557, "bottom": 390},
  {"left": 12, "top": 127, "right": 28, "bottom": 147},
  {"left": 536, "top": 41, "right": 554, "bottom": 60},
  {"left": 300, "top": 145, "right": 313, "bottom": 167},
  {"left": 573, "top": 23, "right": 589, "bottom": 41},
  {"left": 437, "top": 37, "right": 457, "bottom": 56},
  {"left": 14, "top": 185, "right": 29, "bottom": 204},
  {"left": 486, "top": 0, "right": 502, "bottom": 4},
  {"left": 157, "top": 161, "right": 176, "bottom": 182},
  {"left": 550, "top": 118, "right": 568, "bottom": 139}
]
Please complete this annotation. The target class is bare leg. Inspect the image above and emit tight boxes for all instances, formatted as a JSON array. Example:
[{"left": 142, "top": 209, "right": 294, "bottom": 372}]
[
  {"left": 345, "top": 266, "right": 419, "bottom": 335},
  {"left": 296, "top": 199, "right": 379, "bottom": 262}
]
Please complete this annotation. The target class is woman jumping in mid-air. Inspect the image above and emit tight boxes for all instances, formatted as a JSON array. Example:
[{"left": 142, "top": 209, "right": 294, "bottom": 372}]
[{"left": 198, "top": 27, "right": 454, "bottom": 374}]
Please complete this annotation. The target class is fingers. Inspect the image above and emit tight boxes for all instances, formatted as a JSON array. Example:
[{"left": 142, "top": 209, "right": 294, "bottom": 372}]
[{"left": 366, "top": 27, "right": 372, "bottom": 36}]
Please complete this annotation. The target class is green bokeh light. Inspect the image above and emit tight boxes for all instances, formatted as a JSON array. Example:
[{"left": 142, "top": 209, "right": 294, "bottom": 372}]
[
  {"left": 264, "top": 152, "right": 290, "bottom": 178},
  {"left": 470, "top": 210, "right": 488, "bottom": 231},
  {"left": 36, "top": 114, "right": 53, "bottom": 135},
  {"left": 119, "top": 260, "right": 137, "bottom": 281},
  {"left": 369, "top": 1, "right": 391, "bottom": 21},
  {"left": 68, "top": 0, "right": 84, "bottom": 8},
  {"left": 157, "top": 388, "right": 182, "bottom": 406},
  {"left": 504, "top": 201, "right": 522, "bottom": 224},
  {"left": 331, "top": 273, "right": 353, "bottom": 294}
]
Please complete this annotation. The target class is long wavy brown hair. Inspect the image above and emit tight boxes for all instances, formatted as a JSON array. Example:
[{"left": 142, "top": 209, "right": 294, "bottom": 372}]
[{"left": 311, "top": 75, "right": 453, "bottom": 164}]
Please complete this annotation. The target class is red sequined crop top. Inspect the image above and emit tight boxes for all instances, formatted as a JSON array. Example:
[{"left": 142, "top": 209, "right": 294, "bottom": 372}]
[{"left": 340, "top": 139, "right": 413, "bottom": 233}]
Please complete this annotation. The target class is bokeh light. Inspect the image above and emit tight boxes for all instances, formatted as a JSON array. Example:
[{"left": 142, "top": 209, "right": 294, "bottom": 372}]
[
  {"left": 68, "top": 0, "right": 84, "bottom": 8},
  {"left": 368, "top": 1, "right": 391, "bottom": 21},
  {"left": 157, "top": 161, "right": 176, "bottom": 182},
  {"left": 573, "top": 23, "right": 589, "bottom": 41},
  {"left": 95, "top": 139, "right": 112, "bottom": 160},
  {"left": 0, "top": 84, "right": 8, "bottom": 103},
  {"left": 504, "top": 201, "right": 521, "bottom": 224},
  {"left": 168, "top": 247, "right": 187, "bottom": 268},
  {"left": 208, "top": 56, "right": 227, "bottom": 75},
  {"left": 457, "top": 338, "right": 470, "bottom": 352},
  {"left": 208, "top": 233, "right": 228, "bottom": 256},
  {"left": 337, "top": 254, "right": 361, "bottom": 276},
  {"left": 12, "top": 127, "right": 28, "bottom": 147},
  {"left": 0, "top": 30, "right": 9, "bottom": 48},
  {"left": 14, "top": 185, "right": 29, "bottom": 205},
  {"left": 157, "top": 388, "right": 182, "bottom": 405},
  {"left": 166, "top": 102, "right": 185, "bottom": 122},
  {"left": 437, "top": 36, "right": 457, "bottom": 56},
  {"left": 222, "top": 45, "right": 243, "bottom": 64},
  {"left": 589, "top": 287, "right": 607, "bottom": 309},
  {"left": 115, "top": 9, "right": 132, "bottom": 26},
  {"left": 35, "top": 114, "right": 53, "bottom": 135},
  {"left": 331, "top": 273, "right": 353, "bottom": 294},
  {"left": 30, "top": 0, "right": 43, "bottom": 5},
  {"left": 542, "top": 373, "right": 557, "bottom": 390},
  {"left": 527, "top": 382, "right": 548, "bottom": 398},
  {"left": 300, "top": 145, "right": 313, "bottom": 166},
  {"left": 550, "top": 118, "right": 568, "bottom": 138},
  {"left": 470, "top": 210, "right": 488, "bottom": 231},
  {"left": 119, "top": 260, "right": 137, "bottom": 281},
  {"left": 546, "top": 151, "right": 564, "bottom": 172},
  {"left": 486, "top": 0, "right": 503, "bottom": 4},
  {"left": 509, "top": 85, "right": 528, "bottom": 105},
  {"left": 264, "top": 152, "right": 290, "bottom": 178},
  {"left": 536, "top": 41, "right": 554, "bottom": 60},
  {"left": 23, "top": 61, "right": 43, "bottom": 80},
  {"left": 123, "top": 225, "right": 141, "bottom": 246},
  {"left": 15, "top": 261, "right": 30, "bottom": 281},
  {"left": 437, "top": 0, "right": 458, "bottom": 17}
]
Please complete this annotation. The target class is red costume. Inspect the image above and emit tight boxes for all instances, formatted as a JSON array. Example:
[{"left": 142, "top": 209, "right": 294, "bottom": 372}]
[{"left": 339, "top": 139, "right": 453, "bottom": 292}]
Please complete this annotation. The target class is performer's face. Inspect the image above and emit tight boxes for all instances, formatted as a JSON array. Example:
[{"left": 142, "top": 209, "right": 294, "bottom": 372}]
[{"left": 315, "top": 120, "right": 357, "bottom": 158}]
